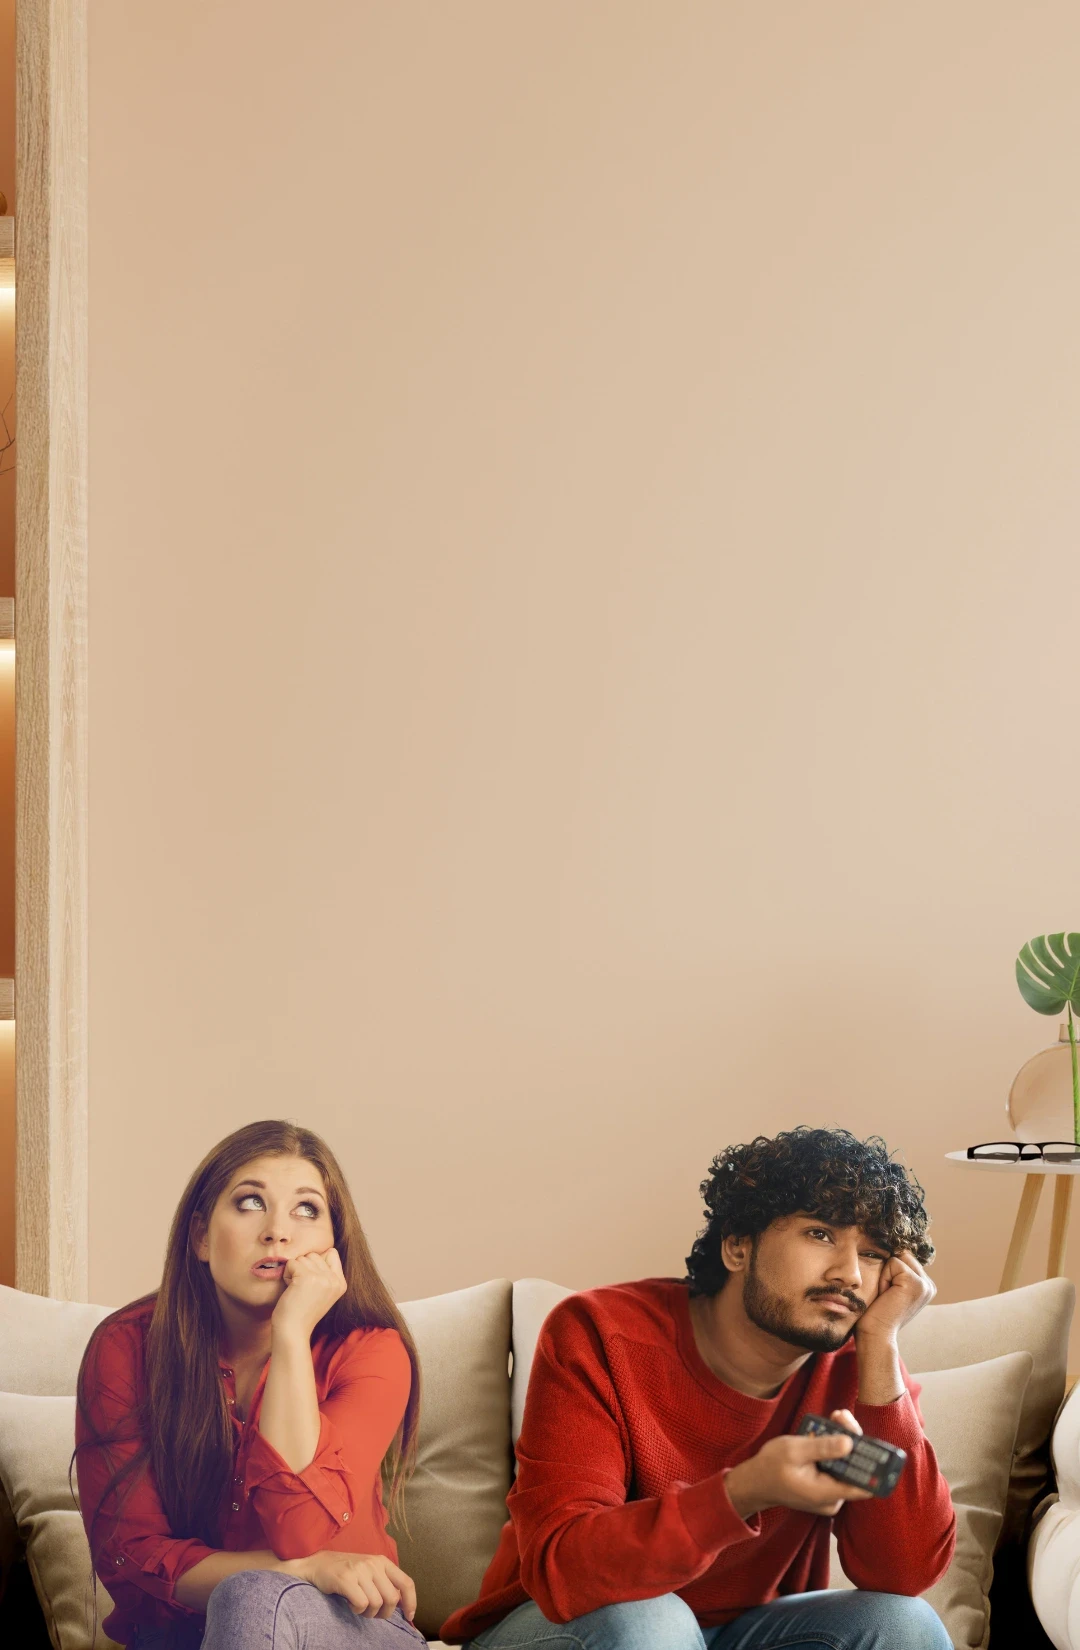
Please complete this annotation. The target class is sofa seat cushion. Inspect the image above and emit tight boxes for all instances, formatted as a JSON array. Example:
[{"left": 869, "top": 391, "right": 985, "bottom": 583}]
[{"left": 829, "top": 1350, "right": 1033, "bottom": 1650}]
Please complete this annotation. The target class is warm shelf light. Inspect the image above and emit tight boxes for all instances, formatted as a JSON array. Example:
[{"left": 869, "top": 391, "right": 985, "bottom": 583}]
[{"left": 0, "top": 217, "right": 12, "bottom": 293}]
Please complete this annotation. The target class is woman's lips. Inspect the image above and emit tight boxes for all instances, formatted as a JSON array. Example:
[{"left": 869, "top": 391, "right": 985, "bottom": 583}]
[{"left": 251, "top": 1259, "right": 287, "bottom": 1278}]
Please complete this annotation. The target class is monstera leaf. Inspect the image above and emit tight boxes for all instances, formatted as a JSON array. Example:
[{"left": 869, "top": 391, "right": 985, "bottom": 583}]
[
  {"left": 1016, "top": 933, "right": 1080, "bottom": 1015},
  {"left": 1017, "top": 933, "right": 1080, "bottom": 1144}
]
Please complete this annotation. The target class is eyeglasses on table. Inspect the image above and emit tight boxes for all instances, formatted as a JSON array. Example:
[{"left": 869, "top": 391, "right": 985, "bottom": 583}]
[{"left": 966, "top": 1140, "right": 1080, "bottom": 1163}]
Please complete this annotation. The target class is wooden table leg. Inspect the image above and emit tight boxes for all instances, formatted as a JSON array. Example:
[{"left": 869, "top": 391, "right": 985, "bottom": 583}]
[
  {"left": 999, "top": 1175, "right": 1044, "bottom": 1292},
  {"left": 1048, "top": 1177, "right": 1075, "bottom": 1279}
]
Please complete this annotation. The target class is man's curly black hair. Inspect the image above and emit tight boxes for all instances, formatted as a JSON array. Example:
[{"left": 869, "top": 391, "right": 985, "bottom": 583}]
[{"left": 684, "top": 1126, "right": 934, "bottom": 1297}]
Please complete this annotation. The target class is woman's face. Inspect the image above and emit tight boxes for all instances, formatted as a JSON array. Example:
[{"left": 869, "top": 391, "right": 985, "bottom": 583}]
[{"left": 194, "top": 1153, "right": 336, "bottom": 1311}]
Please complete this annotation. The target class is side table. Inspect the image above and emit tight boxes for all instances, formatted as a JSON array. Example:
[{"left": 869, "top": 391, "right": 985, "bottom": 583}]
[{"left": 945, "top": 1151, "right": 1080, "bottom": 1292}]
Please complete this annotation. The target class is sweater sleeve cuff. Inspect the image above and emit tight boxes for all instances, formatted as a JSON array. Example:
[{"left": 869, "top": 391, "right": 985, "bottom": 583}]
[
  {"left": 852, "top": 1390, "right": 926, "bottom": 1452},
  {"left": 675, "top": 1470, "right": 762, "bottom": 1554}
]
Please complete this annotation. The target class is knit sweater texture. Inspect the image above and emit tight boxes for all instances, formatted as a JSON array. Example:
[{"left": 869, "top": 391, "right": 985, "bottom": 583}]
[{"left": 441, "top": 1278, "right": 955, "bottom": 1640}]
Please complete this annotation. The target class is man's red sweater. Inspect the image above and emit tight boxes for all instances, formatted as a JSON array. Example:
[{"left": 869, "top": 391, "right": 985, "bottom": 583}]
[{"left": 441, "top": 1279, "right": 955, "bottom": 1641}]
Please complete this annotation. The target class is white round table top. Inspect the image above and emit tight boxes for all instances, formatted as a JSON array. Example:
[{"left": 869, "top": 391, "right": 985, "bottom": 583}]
[{"left": 946, "top": 1148, "right": 1080, "bottom": 1175}]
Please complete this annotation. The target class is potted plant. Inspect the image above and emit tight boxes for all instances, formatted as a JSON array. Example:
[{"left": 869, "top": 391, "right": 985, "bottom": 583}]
[{"left": 1016, "top": 933, "right": 1080, "bottom": 1145}]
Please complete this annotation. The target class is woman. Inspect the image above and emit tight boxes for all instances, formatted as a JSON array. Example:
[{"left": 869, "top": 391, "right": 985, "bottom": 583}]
[{"left": 76, "top": 1119, "right": 423, "bottom": 1650}]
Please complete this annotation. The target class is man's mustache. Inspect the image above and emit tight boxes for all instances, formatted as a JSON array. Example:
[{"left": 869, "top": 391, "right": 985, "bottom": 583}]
[{"left": 805, "top": 1288, "right": 867, "bottom": 1313}]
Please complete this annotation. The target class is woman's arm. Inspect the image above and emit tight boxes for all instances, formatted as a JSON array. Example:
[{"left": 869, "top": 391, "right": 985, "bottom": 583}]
[
  {"left": 175, "top": 1548, "right": 418, "bottom": 1621},
  {"left": 174, "top": 1549, "right": 303, "bottom": 1611},
  {"left": 257, "top": 1248, "right": 346, "bottom": 1471},
  {"left": 258, "top": 1324, "right": 322, "bottom": 1471}
]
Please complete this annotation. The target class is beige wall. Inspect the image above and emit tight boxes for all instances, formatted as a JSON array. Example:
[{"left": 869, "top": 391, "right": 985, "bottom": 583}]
[
  {"left": 0, "top": 0, "right": 14, "bottom": 1285},
  {"left": 88, "top": 4, "right": 1080, "bottom": 1353}
]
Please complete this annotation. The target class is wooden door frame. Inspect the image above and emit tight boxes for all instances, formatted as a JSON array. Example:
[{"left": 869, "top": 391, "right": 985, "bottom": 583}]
[{"left": 14, "top": 0, "right": 89, "bottom": 1299}]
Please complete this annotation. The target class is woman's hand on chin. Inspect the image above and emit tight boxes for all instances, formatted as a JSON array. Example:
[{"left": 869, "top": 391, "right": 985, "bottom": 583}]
[
  {"left": 270, "top": 1246, "right": 348, "bottom": 1340},
  {"left": 290, "top": 1551, "right": 417, "bottom": 1620}
]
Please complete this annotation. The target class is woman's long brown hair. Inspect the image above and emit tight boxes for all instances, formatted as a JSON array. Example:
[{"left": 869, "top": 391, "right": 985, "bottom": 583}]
[{"left": 75, "top": 1119, "right": 421, "bottom": 1548}]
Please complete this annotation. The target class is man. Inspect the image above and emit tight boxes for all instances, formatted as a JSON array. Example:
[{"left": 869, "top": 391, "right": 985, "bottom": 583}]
[{"left": 441, "top": 1127, "right": 954, "bottom": 1650}]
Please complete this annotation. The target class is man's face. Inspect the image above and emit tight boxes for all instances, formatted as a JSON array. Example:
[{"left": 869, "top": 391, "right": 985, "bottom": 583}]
[{"left": 738, "top": 1212, "right": 891, "bottom": 1353}]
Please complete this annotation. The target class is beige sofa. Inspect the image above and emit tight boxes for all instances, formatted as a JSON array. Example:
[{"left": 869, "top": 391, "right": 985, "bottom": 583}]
[{"left": 0, "top": 1276, "right": 1072, "bottom": 1650}]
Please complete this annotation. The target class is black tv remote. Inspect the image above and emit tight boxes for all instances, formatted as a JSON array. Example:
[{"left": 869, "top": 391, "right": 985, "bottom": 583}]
[{"left": 796, "top": 1413, "right": 907, "bottom": 1498}]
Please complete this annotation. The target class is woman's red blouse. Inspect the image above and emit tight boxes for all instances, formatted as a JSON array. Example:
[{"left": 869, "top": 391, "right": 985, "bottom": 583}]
[{"left": 75, "top": 1299, "right": 411, "bottom": 1646}]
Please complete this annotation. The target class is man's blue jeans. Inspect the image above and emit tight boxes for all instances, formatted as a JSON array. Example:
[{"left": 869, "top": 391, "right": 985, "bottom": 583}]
[{"left": 466, "top": 1591, "right": 952, "bottom": 1650}]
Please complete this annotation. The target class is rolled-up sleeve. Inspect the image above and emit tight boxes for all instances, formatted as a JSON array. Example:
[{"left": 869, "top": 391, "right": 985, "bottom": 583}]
[
  {"left": 248, "top": 1327, "right": 412, "bottom": 1559},
  {"left": 76, "top": 1322, "right": 215, "bottom": 1616}
]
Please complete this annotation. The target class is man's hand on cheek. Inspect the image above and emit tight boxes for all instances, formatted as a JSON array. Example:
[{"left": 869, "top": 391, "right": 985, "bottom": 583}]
[
  {"left": 856, "top": 1250, "right": 935, "bottom": 1346},
  {"left": 853, "top": 1251, "right": 934, "bottom": 1407}
]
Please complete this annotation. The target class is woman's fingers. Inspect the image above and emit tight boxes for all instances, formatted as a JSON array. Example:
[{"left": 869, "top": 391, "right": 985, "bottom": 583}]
[
  {"left": 345, "top": 1577, "right": 379, "bottom": 1616},
  {"left": 829, "top": 1408, "right": 862, "bottom": 1435},
  {"left": 384, "top": 1562, "right": 417, "bottom": 1622},
  {"left": 305, "top": 1552, "right": 410, "bottom": 1620},
  {"left": 350, "top": 1562, "right": 399, "bottom": 1619}
]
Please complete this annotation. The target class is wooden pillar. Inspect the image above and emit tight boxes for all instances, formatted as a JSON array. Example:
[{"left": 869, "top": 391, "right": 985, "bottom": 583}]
[{"left": 14, "top": 0, "right": 89, "bottom": 1299}]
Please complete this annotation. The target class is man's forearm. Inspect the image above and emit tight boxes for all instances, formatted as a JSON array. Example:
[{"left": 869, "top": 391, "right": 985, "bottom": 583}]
[
  {"left": 855, "top": 1335, "right": 905, "bottom": 1406},
  {"left": 174, "top": 1549, "right": 307, "bottom": 1612},
  {"left": 257, "top": 1327, "right": 322, "bottom": 1471}
]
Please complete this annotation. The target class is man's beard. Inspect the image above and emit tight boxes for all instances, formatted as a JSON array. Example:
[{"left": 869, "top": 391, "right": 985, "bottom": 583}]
[{"left": 742, "top": 1251, "right": 863, "bottom": 1354}]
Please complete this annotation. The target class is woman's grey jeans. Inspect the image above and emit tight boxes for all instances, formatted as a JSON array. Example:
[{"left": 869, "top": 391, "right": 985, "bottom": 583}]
[{"left": 130, "top": 1568, "right": 427, "bottom": 1650}]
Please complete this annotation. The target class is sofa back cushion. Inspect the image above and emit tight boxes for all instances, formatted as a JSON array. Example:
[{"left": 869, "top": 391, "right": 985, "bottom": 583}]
[
  {"left": 0, "top": 1391, "right": 118, "bottom": 1649},
  {"left": 511, "top": 1276, "right": 1074, "bottom": 1550},
  {"left": 898, "top": 1276, "right": 1073, "bottom": 1545},
  {"left": 0, "top": 1285, "right": 117, "bottom": 1628},
  {"left": 510, "top": 1279, "right": 573, "bottom": 1443},
  {"left": 392, "top": 1280, "right": 513, "bottom": 1639},
  {"left": 0, "top": 1287, "right": 113, "bottom": 1396},
  {"left": 0, "top": 1280, "right": 515, "bottom": 1646}
]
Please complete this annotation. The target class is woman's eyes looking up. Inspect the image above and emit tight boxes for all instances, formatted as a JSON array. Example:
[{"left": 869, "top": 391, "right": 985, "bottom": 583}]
[{"left": 235, "top": 1193, "right": 321, "bottom": 1219}]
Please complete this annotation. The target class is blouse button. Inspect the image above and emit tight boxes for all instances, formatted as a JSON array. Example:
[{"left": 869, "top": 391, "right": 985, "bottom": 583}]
[
  {"left": 232, "top": 1502, "right": 240, "bottom": 1512},
  {"left": 115, "top": 1557, "right": 125, "bottom": 1566},
  {"left": 342, "top": 1512, "right": 350, "bottom": 1523}
]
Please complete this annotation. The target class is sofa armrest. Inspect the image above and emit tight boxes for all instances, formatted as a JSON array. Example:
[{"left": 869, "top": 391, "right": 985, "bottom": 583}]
[{"left": 1030, "top": 1379, "right": 1080, "bottom": 1650}]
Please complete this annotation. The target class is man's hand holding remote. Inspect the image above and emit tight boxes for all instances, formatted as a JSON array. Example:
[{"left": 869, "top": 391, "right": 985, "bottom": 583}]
[{"left": 725, "top": 1408, "right": 874, "bottom": 1520}]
